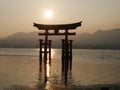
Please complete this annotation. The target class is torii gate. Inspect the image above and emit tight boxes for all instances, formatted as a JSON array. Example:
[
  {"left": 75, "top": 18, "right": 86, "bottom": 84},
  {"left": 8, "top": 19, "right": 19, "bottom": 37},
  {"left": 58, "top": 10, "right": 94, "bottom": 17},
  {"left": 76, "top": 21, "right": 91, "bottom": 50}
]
[{"left": 33, "top": 21, "right": 82, "bottom": 81}]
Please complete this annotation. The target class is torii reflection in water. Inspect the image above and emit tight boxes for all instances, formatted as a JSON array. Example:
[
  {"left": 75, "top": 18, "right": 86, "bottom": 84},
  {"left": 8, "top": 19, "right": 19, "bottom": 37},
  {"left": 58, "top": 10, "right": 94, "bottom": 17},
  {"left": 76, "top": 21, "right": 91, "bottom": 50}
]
[
  {"left": 37, "top": 55, "right": 73, "bottom": 90},
  {"left": 34, "top": 21, "right": 82, "bottom": 89}
]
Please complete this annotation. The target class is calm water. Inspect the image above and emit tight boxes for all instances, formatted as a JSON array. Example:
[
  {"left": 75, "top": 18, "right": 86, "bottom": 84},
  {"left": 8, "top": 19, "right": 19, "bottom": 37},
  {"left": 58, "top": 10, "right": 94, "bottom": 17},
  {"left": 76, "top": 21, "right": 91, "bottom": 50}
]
[{"left": 0, "top": 48, "right": 120, "bottom": 90}]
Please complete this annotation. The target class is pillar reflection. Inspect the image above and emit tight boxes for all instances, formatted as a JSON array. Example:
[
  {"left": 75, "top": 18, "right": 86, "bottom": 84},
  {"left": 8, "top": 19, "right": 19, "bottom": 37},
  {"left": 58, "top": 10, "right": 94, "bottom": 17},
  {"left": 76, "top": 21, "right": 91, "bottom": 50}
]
[
  {"left": 38, "top": 57, "right": 51, "bottom": 90},
  {"left": 61, "top": 68, "right": 73, "bottom": 84},
  {"left": 38, "top": 48, "right": 73, "bottom": 89},
  {"left": 61, "top": 39, "right": 73, "bottom": 84},
  {"left": 38, "top": 48, "right": 55, "bottom": 82}
]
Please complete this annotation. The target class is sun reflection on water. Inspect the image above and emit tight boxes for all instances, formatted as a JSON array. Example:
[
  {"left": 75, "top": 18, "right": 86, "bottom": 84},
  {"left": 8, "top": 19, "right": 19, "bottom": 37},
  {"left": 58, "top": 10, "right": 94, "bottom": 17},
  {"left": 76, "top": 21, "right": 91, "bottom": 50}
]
[
  {"left": 45, "top": 59, "right": 51, "bottom": 90},
  {"left": 51, "top": 49, "right": 55, "bottom": 58},
  {"left": 46, "top": 60, "right": 50, "bottom": 77}
]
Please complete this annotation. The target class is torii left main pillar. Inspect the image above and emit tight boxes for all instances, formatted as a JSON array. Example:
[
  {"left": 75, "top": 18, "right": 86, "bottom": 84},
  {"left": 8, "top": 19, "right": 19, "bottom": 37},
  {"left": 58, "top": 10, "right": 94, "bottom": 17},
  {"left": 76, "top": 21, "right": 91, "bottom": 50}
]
[{"left": 38, "top": 29, "right": 52, "bottom": 68}]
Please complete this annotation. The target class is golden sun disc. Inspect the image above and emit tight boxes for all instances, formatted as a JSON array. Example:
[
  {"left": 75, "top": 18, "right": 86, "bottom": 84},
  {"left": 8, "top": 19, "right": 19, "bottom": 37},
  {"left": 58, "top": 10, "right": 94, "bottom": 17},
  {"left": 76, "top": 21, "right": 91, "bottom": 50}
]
[{"left": 44, "top": 9, "right": 53, "bottom": 19}]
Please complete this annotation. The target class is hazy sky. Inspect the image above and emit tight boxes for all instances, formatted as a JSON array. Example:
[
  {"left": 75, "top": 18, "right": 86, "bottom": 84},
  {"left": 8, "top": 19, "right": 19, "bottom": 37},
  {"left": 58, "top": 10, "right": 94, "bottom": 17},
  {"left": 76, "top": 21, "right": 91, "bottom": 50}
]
[{"left": 0, "top": 0, "right": 120, "bottom": 38}]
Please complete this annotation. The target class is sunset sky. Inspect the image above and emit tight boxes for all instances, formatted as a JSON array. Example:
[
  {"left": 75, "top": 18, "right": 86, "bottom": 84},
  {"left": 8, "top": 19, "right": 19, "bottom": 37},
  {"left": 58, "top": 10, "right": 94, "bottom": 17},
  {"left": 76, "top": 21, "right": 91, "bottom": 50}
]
[{"left": 0, "top": 0, "right": 120, "bottom": 38}]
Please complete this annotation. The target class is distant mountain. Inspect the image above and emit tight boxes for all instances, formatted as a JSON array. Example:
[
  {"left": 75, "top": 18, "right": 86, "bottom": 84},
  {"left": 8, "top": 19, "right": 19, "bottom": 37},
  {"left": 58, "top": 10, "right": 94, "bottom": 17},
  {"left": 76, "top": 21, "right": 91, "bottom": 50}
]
[
  {"left": 0, "top": 32, "right": 39, "bottom": 48},
  {"left": 0, "top": 28, "right": 120, "bottom": 49},
  {"left": 74, "top": 28, "right": 120, "bottom": 49}
]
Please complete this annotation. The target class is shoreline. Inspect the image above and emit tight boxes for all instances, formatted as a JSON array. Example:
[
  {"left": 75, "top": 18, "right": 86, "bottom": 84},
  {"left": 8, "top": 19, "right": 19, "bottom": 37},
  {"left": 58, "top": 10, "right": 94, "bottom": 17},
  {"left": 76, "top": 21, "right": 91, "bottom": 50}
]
[{"left": 3, "top": 83, "right": 120, "bottom": 90}]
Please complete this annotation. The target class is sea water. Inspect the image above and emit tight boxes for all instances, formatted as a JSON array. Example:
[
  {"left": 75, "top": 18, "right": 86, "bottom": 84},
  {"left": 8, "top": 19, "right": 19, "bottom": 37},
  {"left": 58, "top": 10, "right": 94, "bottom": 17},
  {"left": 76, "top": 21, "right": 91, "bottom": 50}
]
[{"left": 0, "top": 48, "right": 120, "bottom": 90}]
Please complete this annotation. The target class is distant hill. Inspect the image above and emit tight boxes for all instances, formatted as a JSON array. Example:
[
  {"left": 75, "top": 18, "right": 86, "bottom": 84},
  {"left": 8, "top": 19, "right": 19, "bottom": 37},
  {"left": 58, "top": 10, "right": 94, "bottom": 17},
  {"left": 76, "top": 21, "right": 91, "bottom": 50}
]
[
  {"left": 0, "top": 28, "right": 120, "bottom": 49},
  {"left": 0, "top": 32, "right": 39, "bottom": 48},
  {"left": 74, "top": 28, "right": 120, "bottom": 49}
]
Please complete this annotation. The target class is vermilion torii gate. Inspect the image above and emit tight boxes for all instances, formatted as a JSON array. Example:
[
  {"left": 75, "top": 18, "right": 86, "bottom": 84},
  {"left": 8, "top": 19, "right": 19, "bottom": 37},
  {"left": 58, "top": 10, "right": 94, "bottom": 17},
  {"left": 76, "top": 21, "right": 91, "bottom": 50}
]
[{"left": 33, "top": 21, "right": 82, "bottom": 82}]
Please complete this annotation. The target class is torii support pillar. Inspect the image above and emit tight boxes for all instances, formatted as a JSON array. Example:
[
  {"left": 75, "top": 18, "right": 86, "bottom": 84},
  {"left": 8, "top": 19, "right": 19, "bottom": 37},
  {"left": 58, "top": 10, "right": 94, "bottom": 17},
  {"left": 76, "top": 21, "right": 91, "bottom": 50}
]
[
  {"left": 61, "top": 39, "right": 65, "bottom": 73},
  {"left": 48, "top": 40, "right": 52, "bottom": 66},
  {"left": 61, "top": 39, "right": 73, "bottom": 84},
  {"left": 61, "top": 39, "right": 73, "bottom": 72},
  {"left": 39, "top": 39, "right": 43, "bottom": 68},
  {"left": 69, "top": 40, "right": 73, "bottom": 71}
]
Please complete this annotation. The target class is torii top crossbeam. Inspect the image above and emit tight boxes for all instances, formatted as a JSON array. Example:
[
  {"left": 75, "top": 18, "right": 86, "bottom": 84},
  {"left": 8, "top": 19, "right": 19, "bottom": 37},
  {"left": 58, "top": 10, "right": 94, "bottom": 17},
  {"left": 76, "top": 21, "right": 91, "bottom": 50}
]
[{"left": 33, "top": 21, "right": 82, "bottom": 30}]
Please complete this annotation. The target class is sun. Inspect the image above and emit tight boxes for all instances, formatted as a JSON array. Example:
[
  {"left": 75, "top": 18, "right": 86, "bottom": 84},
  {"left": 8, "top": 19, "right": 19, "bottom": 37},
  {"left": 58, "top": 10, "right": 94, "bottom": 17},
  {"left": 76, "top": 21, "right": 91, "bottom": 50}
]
[{"left": 44, "top": 9, "right": 53, "bottom": 19}]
